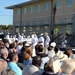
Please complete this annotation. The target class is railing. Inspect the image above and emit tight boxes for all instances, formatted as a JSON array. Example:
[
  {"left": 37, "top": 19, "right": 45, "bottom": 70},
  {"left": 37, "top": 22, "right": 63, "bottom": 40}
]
[{"left": 54, "top": 33, "right": 75, "bottom": 47}]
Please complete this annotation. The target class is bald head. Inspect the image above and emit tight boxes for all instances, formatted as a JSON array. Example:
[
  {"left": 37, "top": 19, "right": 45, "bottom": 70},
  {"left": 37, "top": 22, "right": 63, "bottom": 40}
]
[
  {"left": 0, "top": 59, "right": 7, "bottom": 73},
  {"left": 0, "top": 47, "right": 8, "bottom": 59}
]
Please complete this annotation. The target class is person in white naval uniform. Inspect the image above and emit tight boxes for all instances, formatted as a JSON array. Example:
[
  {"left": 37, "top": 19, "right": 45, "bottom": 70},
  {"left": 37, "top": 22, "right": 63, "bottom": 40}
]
[
  {"left": 32, "top": 34, "right": 38, "bottom": 57},
  {"left": 27, "top": 36, "right": 32, "bottom": 44},
  {"left": 48, "top": 42, "right": 56, "bottom": 58},
  {"left": 38, "top": 33, "right": 44, "bottom": 47},
  {"left": 17, "top": 33, "right": 22, "bottom": 42},
  {"left": 44, "top": 32, "right": 50, "bottom": 54}
]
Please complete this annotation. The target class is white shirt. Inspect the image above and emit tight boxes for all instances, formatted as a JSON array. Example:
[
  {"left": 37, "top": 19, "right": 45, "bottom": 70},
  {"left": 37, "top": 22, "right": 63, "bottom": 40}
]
[
  {"left": 61, "top": 40, "right": 67, "bottom": 47},
  {"left": 45, "top": 36, "right": 50, "bottom": 47},
  {"left": 16, "top": 45, "right": 22, "bottom": 54},
  {"left": 38, "top": 36, "right": 44, "bottom": 47},
  {"left": 40, "top": 57, "right": 49, "bottom": 69},
  {"left": 27, "top": 37, "right": 32, "bottom": 44},
  {"left": 18, "top": 35, "right": 22, "bottom": 41},
  {"left": 32, "top": 37, "right": 38, "bottom": 49},
  {"left": 6, "top": 34, "right": 10, "bottom": 40}
]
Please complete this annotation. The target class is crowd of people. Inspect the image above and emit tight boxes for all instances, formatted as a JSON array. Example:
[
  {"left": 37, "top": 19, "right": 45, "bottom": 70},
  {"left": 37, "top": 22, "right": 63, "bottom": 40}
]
[{"left": 0, "top": 32, "right": 75, "bottom": 75}]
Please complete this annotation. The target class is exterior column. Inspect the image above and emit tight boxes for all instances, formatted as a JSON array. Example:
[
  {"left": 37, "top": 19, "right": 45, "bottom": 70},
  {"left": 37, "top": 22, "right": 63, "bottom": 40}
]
[{"left": 20, "top": 7, "right": 22, "bottom": 34}]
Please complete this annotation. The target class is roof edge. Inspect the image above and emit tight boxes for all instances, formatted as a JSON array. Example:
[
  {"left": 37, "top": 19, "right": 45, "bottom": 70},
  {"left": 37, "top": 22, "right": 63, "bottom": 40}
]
[{"left": 5, "top": 0, "right": 39, "bottom": 9}]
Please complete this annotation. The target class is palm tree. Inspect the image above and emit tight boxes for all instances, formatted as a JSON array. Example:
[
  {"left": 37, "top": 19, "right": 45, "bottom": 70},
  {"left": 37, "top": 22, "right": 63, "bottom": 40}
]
[{"left": 8, "top": 25, "right": 13, "bottom": 31}]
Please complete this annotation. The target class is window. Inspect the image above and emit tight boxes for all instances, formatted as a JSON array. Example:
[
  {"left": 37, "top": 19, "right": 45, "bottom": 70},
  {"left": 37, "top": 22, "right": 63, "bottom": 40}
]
[
  {"left": 54, "top": 27, "right": 59, "bottom": 35},
  {"left": 37, "top": 4, "right": 40, "bottom": 12},
  {"left": 36, "top": 26, "right": 39, "bottom": 34},
  {"left": 67, "top": 0, "right": 72, "bottom": 6},
  {"left": 24, "top": 8, "right": 26, "bottom": 14},
  {"left": 45, "top": 3, "right": 49, "bottom": 10},
  {"left": 16, "top": 9, "right": 21, "bottom": 15},
  {"left": 44, "top": 26, "right": 48, "bottom": 32},
  {"left": 29, "top": 27, "right": 32, "bottom": 34},
  {"left": 23, "top": 27, "right": 26, "bottom": 33},
  {"left": 56, "top": 0, "right": 60, "bottom": 8},
  {"left": 15, "top": 28, "right": 19, "bottom": 33},
  {"left": 30, "top": 6, "right": 33, "bottom": 13},
  {"left": 66, "top": 25, "right": 72, "bottom": 34}
]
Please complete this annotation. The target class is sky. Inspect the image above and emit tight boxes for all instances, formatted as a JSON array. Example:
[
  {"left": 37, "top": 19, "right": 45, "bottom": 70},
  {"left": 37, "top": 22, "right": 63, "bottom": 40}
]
[{"left": 0, "top": 0, "right": 30, "bottom": 25}]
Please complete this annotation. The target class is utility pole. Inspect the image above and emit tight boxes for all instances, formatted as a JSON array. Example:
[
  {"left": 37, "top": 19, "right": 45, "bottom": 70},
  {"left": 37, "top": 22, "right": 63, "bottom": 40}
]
[{"left": 51, "top": 0, "right": 56, "bottom": 41}]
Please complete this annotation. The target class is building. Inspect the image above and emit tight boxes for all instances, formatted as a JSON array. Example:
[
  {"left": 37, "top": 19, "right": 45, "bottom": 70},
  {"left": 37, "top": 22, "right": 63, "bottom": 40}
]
[{"left": 6, "top": 0, "right": 75, "bottom": 38}]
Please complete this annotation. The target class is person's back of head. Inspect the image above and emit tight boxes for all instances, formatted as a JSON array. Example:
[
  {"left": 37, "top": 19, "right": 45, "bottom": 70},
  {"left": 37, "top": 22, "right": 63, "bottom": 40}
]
[
  {"left": 44, "top": 62, "right": 53, "bottom": 72},
  {"left": 44, "top": 32, "right": 48, "bottom": 36},
  {"left": 64, "top": 48, "right": 73, "bottom": 57},
  {"left": 54, "top": 47, "right": 59, "bottom": 54},
  {"left": 2, "top": 39, "right": 9, "bottom": 48},
  {"left": 13, "top": 41, "right": 18, "bottom": 48},
  {"left": 9, "top": 52, "right": 18, "bottom": 63},
  {"left": 21, "top": 46, "right": 27, "bottom": 53},
  {"left": 44, "top": 58, "right": 54, "bottom": 72},
  {"left": 0, "top": 47, "right": 8, "bottom": 59},
  {"left": 25, "top": 47, "right": 32, "bottom": 56},
  {"left": 23, "top": 41, "right": 27, "bottom": 46},
  {"left": 38, "top": 45, "right": 43, "bottom": 52},
  {"left": 9, "top": 43, "right": 14, "bottom": 49},
  {"left": 32, "top": 56, "right": 42, "bottom": 67},
  {"left": 3, "top": 39, "right": 9, "bottom": 44},
  {"left": 35, "top": 44, "right": 39, "bottom": 50},
  {"left": 24, "top": 52, "right": 30, "bottom": 60},
  {"left": 0, "top": 59, "right": 7, "bottom": 73}
]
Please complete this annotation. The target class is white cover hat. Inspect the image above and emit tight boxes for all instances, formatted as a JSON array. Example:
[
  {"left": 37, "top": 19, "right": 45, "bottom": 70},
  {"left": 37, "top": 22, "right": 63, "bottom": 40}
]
[
  {"left": 50, "top": 42, "right": 56, "bottom": 47},
  {"left": 61, "top": 58, "right": 75, "bottom": 74},
  {"left": 45, "top": 59, "right": 60, "bottom": 74},
  {"left": 55, "top": 50, "right": 68, "bottom": 61},
  {"left": 40, "top": 33, "right": 43, "bottom": 36},
  {"left": 25, "top": 43, "right": 30, "bottom": 47},
  {"left": 53, "top": 60, "right": 60, "bottom": 73},
  {"left": 28, "top": 42, "right": 32, "bottom": 45},
  {"left": 48, "top": 51, "right": 55, "bottom": 58}
]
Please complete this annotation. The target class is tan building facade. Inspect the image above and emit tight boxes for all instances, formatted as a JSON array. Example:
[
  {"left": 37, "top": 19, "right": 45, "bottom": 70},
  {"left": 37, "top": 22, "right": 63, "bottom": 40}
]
[{"left": 6, "top": 0, "right": 75, "bottom": 37}]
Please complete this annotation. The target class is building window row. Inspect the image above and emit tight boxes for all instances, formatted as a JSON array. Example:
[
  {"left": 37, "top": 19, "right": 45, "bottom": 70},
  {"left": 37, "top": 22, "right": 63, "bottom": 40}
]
[
  {"left": 56, "top": 0, "right": 72, "bottom": 8},
  {"left": 16, "top": 2, "right": 49, "bottom": 15},
  {"left": 16, "top": 0, "right": 72, "bottom": 14}
]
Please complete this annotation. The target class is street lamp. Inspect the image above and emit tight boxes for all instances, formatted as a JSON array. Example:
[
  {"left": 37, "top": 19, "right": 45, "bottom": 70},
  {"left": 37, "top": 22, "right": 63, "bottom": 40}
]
[{"left": 51, "top": 0, "right": 56, "bottom": 41}]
